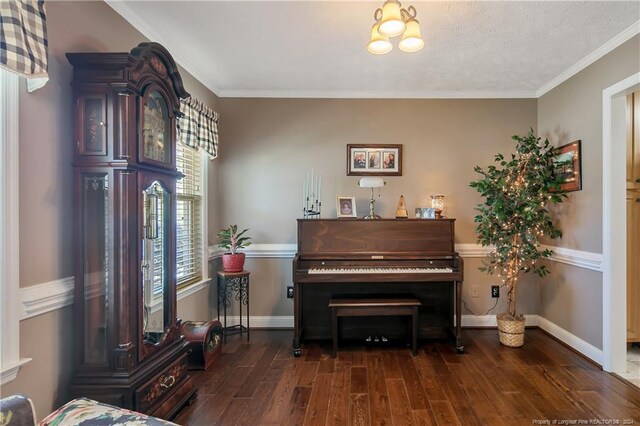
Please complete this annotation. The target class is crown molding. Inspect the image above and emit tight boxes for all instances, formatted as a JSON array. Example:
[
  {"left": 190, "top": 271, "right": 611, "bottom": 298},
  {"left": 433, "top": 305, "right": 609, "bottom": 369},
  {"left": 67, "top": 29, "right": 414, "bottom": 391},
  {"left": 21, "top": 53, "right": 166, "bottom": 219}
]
[
  {"left": 217, "top": 89, "right": 537, "bottom": 99},
  {"left": 106, "top": 2, "right": 638, "bottom": 100},
  {"left": 536, "top": 20, "right": 640, "bottom": 98},
  {"left": 105, "top": 0, "right": 222, "bottom": 96}
]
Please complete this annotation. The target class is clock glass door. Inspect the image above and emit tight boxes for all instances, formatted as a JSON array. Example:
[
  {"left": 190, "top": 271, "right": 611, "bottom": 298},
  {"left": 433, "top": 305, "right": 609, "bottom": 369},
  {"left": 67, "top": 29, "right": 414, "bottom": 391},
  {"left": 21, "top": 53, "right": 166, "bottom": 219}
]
[
  {"left": 81, "top": 173, "right": 110, "bottom": 366},
  {"left": 141, "top": 181, "right": 169, "bottom": 345}
]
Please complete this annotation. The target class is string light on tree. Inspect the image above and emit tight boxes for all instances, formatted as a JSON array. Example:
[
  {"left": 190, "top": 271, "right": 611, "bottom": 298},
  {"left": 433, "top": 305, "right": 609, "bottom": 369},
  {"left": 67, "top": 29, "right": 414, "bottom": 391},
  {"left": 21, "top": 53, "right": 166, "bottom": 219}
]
[{"left": 470, "top": 130, "right": 567, "bottom": 333}]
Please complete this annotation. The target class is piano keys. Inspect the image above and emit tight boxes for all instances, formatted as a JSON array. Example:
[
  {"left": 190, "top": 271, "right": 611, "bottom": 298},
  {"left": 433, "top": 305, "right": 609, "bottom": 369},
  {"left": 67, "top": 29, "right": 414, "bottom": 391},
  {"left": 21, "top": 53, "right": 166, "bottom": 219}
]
[
  {"left": 308, "top": 266, "right": 453, "bottom": 274},
  {"left": 292, "top": 218, "right": 464, "bottom": 357}
]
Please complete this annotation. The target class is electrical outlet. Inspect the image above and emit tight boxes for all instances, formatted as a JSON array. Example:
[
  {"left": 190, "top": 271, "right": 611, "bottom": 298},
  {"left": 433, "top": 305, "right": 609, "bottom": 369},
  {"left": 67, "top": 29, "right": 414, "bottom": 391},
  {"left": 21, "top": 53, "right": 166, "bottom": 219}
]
[
  {"left": 471, "top": 285, "right": 479, "bottom": 298},
  {"left": 491, "top": 285, "right": 500, "bottom": 298},
  {"left": 286, "top": 286, "right": 294, "bottom": 299}
]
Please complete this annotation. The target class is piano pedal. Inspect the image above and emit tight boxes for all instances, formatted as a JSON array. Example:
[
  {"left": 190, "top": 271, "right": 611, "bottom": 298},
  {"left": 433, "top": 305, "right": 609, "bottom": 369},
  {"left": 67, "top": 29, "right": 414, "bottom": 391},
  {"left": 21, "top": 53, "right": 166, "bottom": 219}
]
[{"left": 364, "top": 335, "right": 392, "bottom": 346}]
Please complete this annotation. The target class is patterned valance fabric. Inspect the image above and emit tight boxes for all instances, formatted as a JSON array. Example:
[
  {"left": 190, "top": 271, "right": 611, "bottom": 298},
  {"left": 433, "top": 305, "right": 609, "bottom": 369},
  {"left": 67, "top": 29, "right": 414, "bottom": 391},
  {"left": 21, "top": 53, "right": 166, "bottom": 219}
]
[
  {"left": 0, "top": 0, "right": 48, "bottom": 91},
  {"left": 177, "top": 97, "right": 219, "bottom": 159}
]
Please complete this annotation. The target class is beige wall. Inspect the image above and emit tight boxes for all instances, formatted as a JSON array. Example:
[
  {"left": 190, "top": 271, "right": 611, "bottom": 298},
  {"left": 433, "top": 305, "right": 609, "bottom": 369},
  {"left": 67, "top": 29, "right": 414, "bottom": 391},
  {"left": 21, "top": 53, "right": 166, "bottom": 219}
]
[
  {"left": 215, "top": 98, "right": 539, "bottom": 317},
  {"left": 1, "top": 1, "right": 218, "bottom": 419},
  {"left": 217, "top": 98, "right": 537, "bottom": 243},
  {"left": 0, "top": 308, "right": 74, "bottom": 420},
  {"left": 538, "top": 36, "right": 639, "bottom": 253},
  {"left": 537, "top": 35, "right": 640, "bottom": 348}
]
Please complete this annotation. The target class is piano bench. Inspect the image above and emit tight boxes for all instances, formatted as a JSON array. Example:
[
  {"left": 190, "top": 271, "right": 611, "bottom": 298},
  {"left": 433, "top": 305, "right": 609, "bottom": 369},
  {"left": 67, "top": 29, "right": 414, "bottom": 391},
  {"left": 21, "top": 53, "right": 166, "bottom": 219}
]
[{"left": 328, "top": 296, "right": 422, "bottom": 357}]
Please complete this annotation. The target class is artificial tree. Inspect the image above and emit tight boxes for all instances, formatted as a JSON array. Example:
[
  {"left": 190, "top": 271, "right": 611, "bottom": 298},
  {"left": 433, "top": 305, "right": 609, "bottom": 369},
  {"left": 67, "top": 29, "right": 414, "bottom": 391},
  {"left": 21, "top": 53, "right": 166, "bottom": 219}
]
[{"left": 470, "top": 130, "right": 566, "bottom": 330}]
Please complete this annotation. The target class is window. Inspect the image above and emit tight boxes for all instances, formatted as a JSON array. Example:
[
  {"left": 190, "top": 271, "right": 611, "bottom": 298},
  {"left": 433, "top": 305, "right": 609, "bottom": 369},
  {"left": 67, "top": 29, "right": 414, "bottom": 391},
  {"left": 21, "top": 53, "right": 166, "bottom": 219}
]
[
  {"left": 176, "top": 141, "right": 204, "bottom": 287},
  {"left": 0, "top": 69, "right": 31, "bottom": 384}
]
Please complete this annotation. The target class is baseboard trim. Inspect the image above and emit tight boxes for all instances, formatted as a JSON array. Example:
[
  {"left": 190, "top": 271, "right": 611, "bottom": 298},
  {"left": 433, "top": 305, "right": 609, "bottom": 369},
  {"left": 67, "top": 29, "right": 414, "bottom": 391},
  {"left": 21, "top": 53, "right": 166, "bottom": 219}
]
[
  {"left": 220, "top": 315, "right": 294, "bottom": 329},
  {"left": 535, "top": 315, "right": 603, "bottom": 366},
  {"left": 461, "top": 314, "right": 539, "bottom": 328},
  {"left": 224, "top": 313, "right": 602, "bottom": 365}
]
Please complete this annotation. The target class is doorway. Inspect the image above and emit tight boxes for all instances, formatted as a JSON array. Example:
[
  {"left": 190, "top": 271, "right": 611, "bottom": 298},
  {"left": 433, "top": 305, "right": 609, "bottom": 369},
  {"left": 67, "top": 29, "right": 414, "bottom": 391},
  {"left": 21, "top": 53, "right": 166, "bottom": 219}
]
[
  {"left": 621, "top": 90, "right": 640, "bottom": 386},
  {"left": 602, "top": 73, "right": 640, "bottom": 374}
]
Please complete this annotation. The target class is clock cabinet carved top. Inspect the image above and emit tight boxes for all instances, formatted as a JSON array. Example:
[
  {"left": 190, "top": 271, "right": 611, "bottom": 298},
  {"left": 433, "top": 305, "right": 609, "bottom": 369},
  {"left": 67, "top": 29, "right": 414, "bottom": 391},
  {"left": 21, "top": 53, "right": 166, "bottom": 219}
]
[{"left": 67, "top": 42, "right": 189, "bottom": 171}]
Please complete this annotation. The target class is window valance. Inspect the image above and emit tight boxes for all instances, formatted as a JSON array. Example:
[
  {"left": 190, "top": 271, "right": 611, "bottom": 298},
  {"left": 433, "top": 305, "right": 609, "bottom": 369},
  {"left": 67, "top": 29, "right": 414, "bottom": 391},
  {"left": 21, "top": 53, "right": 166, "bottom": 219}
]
[
  {"left": 0, "top": 0, "right": 48, "bottom": 91},
  {"left": 177, "top": 97, "right": 219, "bottom": 159}
]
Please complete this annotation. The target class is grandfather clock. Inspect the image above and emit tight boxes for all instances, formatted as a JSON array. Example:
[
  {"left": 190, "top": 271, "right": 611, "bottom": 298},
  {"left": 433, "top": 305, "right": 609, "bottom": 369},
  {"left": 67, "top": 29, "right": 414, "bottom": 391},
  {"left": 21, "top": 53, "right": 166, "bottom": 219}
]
[{"left": 67, "top": 43, "right": 196, "bottom": 419}]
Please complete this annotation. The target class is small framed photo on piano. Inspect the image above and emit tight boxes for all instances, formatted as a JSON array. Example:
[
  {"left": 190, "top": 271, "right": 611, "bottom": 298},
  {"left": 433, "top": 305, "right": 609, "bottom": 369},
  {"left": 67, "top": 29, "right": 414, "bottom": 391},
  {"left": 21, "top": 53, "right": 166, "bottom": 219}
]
[
  {"left": 336, "top": 196, "right": 357, "bottom": 218},
  {"left": 347, "top": 144, "right": 402, "bottom": 176}
]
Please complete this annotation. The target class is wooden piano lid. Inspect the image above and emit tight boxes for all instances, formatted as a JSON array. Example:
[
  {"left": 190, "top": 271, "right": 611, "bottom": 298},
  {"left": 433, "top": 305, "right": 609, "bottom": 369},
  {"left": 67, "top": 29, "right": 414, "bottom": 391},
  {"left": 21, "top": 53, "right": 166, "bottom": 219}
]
[{"left": 297, "top": 218, "right": 456, "bottom": 258}]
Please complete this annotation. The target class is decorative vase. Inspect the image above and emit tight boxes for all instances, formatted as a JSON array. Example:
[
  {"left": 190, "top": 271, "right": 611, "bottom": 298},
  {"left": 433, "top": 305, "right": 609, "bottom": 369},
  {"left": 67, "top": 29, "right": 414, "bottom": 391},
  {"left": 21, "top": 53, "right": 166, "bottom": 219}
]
[
  {"left": 497, "top": 313, "right": 525, "bottom": 347},
  {"left": 222, "top": 253, "right": 246, "bottom": 272}
]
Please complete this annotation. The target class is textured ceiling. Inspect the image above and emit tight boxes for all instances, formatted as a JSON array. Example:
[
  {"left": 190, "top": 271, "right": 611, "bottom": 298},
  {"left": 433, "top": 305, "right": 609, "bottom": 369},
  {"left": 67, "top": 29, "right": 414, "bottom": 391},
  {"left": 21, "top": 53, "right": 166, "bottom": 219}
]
[{"left": 109, "top": 1, "right": 639, "bottom": 98}]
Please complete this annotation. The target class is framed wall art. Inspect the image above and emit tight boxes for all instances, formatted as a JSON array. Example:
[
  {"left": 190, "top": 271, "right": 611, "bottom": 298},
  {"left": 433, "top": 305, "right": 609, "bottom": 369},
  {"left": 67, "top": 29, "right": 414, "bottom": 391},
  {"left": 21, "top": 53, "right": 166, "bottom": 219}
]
[
  {"left": 347, "top": 144, "right": 402, "bottom": 176},
  {"left": 336, "top": 196, "right": 357, "bottom": 218},
  {"left": 553, "top": 140, "right": 582, "bottom": 192}
]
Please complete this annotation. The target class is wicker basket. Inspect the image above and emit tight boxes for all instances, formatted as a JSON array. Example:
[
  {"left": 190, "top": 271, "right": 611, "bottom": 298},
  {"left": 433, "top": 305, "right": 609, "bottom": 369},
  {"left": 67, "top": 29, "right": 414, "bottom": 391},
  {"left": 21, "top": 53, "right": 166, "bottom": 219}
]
[{"left": 497, "top": 314, "right": 525, "bottom": 347}]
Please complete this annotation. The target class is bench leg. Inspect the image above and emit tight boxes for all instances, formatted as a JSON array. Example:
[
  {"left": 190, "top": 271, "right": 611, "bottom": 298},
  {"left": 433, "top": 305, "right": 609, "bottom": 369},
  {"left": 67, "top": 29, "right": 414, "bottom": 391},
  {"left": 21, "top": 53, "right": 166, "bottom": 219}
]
[
  {"left": 332, "top": 309, "right": 338, "bottom": 358},
  {"left": 412, "top": 306, "right": 418, "bottom": 356}
]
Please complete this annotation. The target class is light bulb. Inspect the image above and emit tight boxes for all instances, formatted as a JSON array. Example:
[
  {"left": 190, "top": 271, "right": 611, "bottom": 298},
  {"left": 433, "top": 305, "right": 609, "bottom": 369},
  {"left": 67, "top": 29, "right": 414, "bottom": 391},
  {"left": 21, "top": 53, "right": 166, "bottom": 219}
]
[
  {"left": 378, "top": 0, "right": 405, "bottom": 37},
  {"left": 398, "top": 19, "right": 424, "bottom": 53},
  {"left": 367, "top": 23, "right": 393, "bottom": 55}
]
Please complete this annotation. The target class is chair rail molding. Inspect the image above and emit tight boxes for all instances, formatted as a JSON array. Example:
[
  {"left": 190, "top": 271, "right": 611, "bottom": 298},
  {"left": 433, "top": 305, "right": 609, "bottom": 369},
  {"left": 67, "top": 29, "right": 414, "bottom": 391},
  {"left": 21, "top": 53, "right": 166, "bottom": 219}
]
[
  {"left": 20, "top": 277, "right": 74, "bottom": 320},
  {"left": 19, "top": 277, "right": 210, "bottom": 321},
  {"left": 542, "top": 245, "right": 602, "bottom": 272},
  {"left": 208, "top": 243, "right": 602, "bottom": 271}
]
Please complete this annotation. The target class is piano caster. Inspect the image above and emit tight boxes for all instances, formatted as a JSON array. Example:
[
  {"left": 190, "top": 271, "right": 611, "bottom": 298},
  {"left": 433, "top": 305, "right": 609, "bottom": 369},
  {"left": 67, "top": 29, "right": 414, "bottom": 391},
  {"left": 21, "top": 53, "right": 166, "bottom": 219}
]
[
  {"left": 456, "top": 345, "right": 464, "bottom": 354},
  {"left": 293, "top": 349, "right": 301, "bottom": 357}
]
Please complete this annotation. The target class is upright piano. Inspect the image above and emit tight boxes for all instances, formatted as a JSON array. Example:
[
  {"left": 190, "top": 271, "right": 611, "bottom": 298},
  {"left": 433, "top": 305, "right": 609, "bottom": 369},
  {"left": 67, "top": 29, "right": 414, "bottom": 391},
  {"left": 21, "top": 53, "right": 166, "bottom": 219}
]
[{"left": 292, "top": 218, "right": 464, "bottom": 356}]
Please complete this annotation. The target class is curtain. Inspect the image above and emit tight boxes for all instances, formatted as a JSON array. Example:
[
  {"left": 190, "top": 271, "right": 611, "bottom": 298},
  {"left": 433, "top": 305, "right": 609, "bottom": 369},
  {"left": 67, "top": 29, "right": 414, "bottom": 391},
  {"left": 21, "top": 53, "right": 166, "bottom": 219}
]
[
  {"left": 177, "top": 97, "right": 219, "bottom": 159},
  {"left": 0, "top": 0, "right": 48, "bottom": 91}
]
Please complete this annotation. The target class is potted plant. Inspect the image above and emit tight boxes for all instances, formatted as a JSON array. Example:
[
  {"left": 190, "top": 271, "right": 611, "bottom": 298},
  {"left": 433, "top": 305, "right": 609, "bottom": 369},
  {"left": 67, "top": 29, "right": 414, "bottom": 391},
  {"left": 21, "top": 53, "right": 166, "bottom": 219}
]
[
  {"left": 217, "top": 224, "right": 251, "bottom": 272},
  {"left": 469, "top": 130, "right": 566, "bottom": 347}
]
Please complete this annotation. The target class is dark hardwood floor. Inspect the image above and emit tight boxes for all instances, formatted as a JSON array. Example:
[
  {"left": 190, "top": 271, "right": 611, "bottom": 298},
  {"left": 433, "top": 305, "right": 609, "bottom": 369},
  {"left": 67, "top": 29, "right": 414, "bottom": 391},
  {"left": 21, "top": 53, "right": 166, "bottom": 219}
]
[{"left": 174, "top": 329, "right": 640, "bottom": 425}]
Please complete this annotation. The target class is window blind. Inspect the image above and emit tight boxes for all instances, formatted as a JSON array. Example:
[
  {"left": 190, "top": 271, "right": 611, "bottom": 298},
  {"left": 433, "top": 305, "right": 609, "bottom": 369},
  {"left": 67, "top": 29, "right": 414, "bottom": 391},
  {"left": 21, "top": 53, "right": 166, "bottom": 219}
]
[{"left": 176, "top": 141, "right": 202, "bottom": 286}]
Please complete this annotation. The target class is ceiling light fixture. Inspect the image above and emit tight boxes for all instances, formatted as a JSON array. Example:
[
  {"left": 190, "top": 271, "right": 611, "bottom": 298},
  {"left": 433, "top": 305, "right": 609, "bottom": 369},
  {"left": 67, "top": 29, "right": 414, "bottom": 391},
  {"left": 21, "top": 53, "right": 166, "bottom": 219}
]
[{"left": 367, "top": 0, "right": 424, "bottom": 55}]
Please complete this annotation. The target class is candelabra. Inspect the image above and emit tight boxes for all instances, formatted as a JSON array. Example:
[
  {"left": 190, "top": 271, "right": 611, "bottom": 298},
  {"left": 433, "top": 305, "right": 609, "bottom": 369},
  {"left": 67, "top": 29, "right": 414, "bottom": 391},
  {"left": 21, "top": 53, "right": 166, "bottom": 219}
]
[
  {"left": 303, "top": 197, "right": 322, "bottom": 219},
  {"left": 302, "top": 170, "right": 322, "bottom": 219}
]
